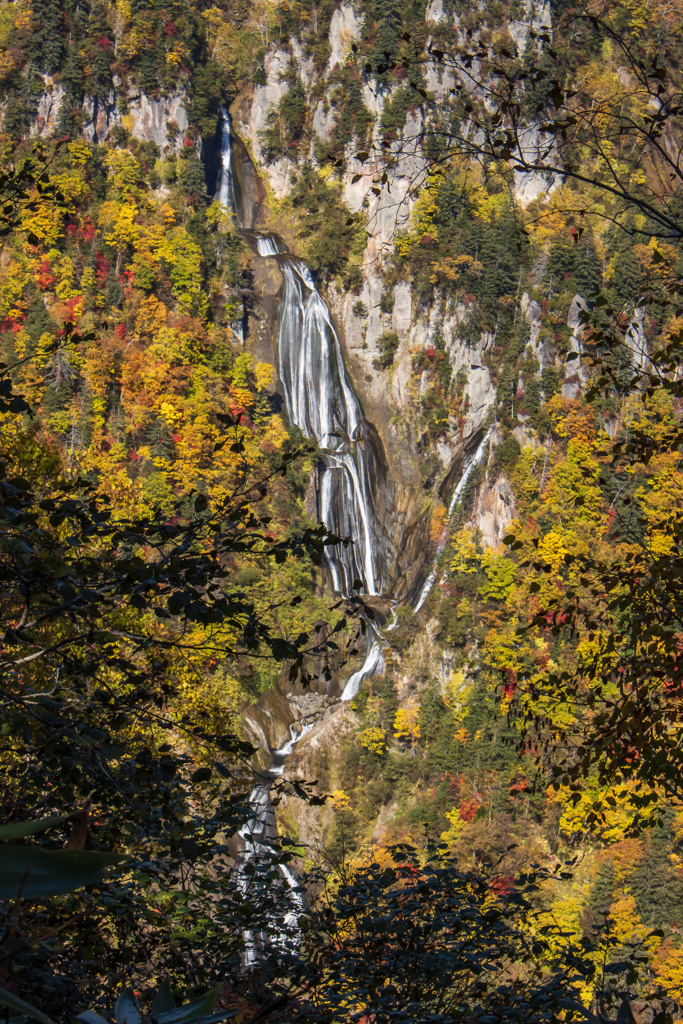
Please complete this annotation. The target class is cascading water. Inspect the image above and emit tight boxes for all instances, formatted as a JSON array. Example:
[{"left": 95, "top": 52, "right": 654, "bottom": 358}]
[
  {"left": 218, "top": 107, "right": 240, "bottom": 218},
  {"left": 219, "top": 113, "right": 384, "bottom": 598},
  {"left": 275, "top": 257, "right": 384, "bottom": 595},
  {"left": 236, "top": 722, "right": 315, "bottom": 965},
  {"left": 413, "top": 427, "right": 494, "bottom": 613}
]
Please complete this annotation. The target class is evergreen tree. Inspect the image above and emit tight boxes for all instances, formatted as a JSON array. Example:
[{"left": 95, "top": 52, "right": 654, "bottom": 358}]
[
  {"left": 586, "top": 859, "right": 615, "bottom": 931},
  {"left": 574, "top": 237, "right": 602, "bottom": 296},
  {"left": 630, "top": 842, "right": 683, "bottom": 929},
  {"left": 369, "top": 0, "right": 403, "bottom": 78},
  {"left": 545, "top": 237, "right": 575, "bottom": 291},
  {"left": 32, "top": 0, "right": 65, "bottom": 75},
  {"left": 613, "top": 245, "right": 643, "bottom": 306}
]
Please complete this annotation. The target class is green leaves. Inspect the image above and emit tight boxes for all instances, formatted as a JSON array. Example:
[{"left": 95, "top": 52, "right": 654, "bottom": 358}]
[{"left": 0, "top": 845, "right": 129, "bottom": 899}]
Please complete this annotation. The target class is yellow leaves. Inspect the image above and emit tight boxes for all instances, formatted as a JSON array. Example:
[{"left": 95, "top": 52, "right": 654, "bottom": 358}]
[
  {"left": 231, "top": 352, "right": 253, "bottom": 388},
  {"left": 444, "top": 668, "right": 472, "bottom": 716},
  {"left": 330, "top": 789, "right": 351, "bottom": 809},
  {"left": 175, "top": 667, "right": 241, "bottom": 733},
  {"left": 653, "top": 941, "right": 683, "bottom": 1000},
  {"left": 67, "top": 141, "right": 90, "bottom": 168},
  {"left": 165, "top": 49, "right": 183, "bottom": 68},
  {"left": 533, "top": 895, "right": 585, "bottom": 959},
  {"left": 155, "top": 230, "right": 205, "bottom": 315},
  {"left": 21, "top": 197, "right": 64, "bottom": 247},
  {"left": 481, "top": 617, "right": 524, "bottom": 673},
  {"left": 450, "top": 527, "right": 480, "bottom": 574},
  {"left": 135, "top": 296, "right": 168, "bottom": 338},
  {"left": 537, "top": 529, "right": 569, "bottom": 572},
  {"left": 14, "top": 1, "right": 33, "bottom": 33},
  {"left": 395, "top": 173, "right": 443, "bottom": 258},
  {"left": 50, "top": 252, "right": 80, "bottom": 302},
  {"left": 229, "top": 385, "right": 253, "bottom": 410},
  {"left": 115, "top": 0, "right": 133, "bottom": 23},
  {"left": 440, "top": 805, "right": 468, "bottom": 846},
  {"left": 393, "top": 704, "right": 421, "bottom": 746},
  {"left": 429, "top": 504, "right": 447, "bottom": 543},
  {"left": 53, "top": 171, "right": 91, "bottom": 210},
  {"left": 510, "top": 446, "right": 541, "bottom": 511},
  {"left": 161, "top": 203, "right": 177, "bottom": 226},
  {"left": 147, "top": 325, "right": 183, "bottom": 362},
  {"left": 547, "top": 396, "right": 597, "bottom": 442},
  {"left": 358, "top": 727, "right": 386, "bottom": 755},
  {"left": 81, "top": 266, "right": 96, "bottom": 293},
  {"left": 0, "top": 258, "right": 29, "bottom": 319},
  {"left": 471, "top": 189, "right": 509, "bottom": 224},
  {"left": 205, "top": 202, "right": 232, "bottom": 230},
  {"left": 548, "top": 780, "right": 657, "bottom": 843},
  {"left": 261, "top": 414, "right": 289, "bottom": 452},
  {"left": 103, "top": 149, "right": 144, "bottom": 199},
  {"left": 479, "top": 548, "right": 515, "bottom": 602},
  {"left": 610, "top": 894, "right": 645, "bottom": 944},
  {"left": 100, "top": 200, "right": 141, "bottom": 250},
  {"left": 255, "top": 361, "right": 275, "bottom": 392},
  {"left": 159, "top": 401, "right": 181, "bottom": 424}
]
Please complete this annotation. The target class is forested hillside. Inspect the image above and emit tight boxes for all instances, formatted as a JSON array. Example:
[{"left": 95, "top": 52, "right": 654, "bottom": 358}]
[{"left": 1, "top": 0, "right": 683, "bottom": 1020}]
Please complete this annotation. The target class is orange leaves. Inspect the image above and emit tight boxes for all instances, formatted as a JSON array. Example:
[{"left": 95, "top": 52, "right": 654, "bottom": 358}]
[
  {"left": 429, "top": 504, "right": 448, "bottom": 543},
  {"left": 135, "top": 295, "right": 168, "bottom": 339},
  {"left": 546, "top": 395, "right": 597, "bottom": 443}
]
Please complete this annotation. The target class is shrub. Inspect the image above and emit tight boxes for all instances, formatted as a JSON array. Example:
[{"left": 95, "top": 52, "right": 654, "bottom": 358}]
[{"left": 373, "top": 331, "right": 400, "bottom": 370}]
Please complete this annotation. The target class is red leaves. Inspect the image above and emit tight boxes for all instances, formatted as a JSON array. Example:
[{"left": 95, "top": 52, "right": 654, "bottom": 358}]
[
  {"left": 459, "top": 798, "right": 478, "bottom": 822},
  {"left": 489, "top": 874, "right": 514, "bottom": 896},
  {"left": 95, "top": 253, "right": 110, "bottom": 284},
  {"left": 36, "top": 259, "right": 56, "bottom": 290}
]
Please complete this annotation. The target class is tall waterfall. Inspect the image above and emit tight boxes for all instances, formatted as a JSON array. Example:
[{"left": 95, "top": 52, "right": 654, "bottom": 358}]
[
  {"left": 218, "top": 107, "right": 240, "bottom": 216},
  {"left": 217, "top": 112, "right": 384, "bottom": 597},
  {"left": 276, "top": 258, "right": 384, "bottom": 595}
]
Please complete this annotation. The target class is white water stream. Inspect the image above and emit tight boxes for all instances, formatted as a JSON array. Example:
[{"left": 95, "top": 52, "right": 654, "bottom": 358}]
[
  {"left": 414, "top": 427, "right": 493, "bottom": 613},
  {"left": 218, "top": 107, "right": 240, "bottom": 216},
  {"left": 236, "top": 721, "right": 315, "bottom": 965}
]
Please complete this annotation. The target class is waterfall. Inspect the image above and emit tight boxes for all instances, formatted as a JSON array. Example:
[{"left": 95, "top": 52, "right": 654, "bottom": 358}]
[
  {"left": 256, "top": 235, "right": 283, "bottom": 257},
  {"left": 341, "top": 633, "right": 384, "bottom": 701},
  {"left": 275, "top": 257, "right": 383, "bottom": 595},
  {"left": 413, "top": 427, "right": 493, "bottom": 613},
  {"left": 218, "top": 107, "right": 240, "bottom": 216},
  {"left": 218, "top": 112, "right": 383, "bottom": 597}
]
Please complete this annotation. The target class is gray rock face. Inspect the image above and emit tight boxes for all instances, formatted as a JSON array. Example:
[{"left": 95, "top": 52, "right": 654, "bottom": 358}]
[
  {"left": 426, "top": 0, "right": 448, "bottom": 23},
  {"left": 33, "top": 81, "right": 65, "bottom": 137},
  {"left": 241, "top": 48, "right": 295, "bottom": 195},
  {"left": 327, "top": 4, "right": 364, "bottom": 71},
  {"left": 625, "top": 306, "right": 648, "bottom": 370},
  {"left": 512, "top": 125, "right": 562, "bottom": 207},
  {"left": 563, "top": 294, "right": 589, "bottom": 398},
  {"left": 508, "top": 0, "right": 552, "bottom": 52},
  {"left": 473, "top": 473, "right": 516, "bottom": 550},
  {"left": 126, "top": 93, "right": 189, "bottom": 150},
  {"left": 35, "top": 77, "right": 188, "bottom": 150}
]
